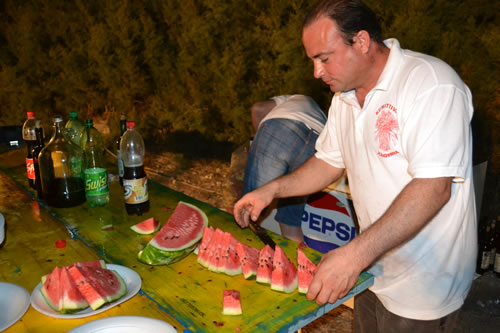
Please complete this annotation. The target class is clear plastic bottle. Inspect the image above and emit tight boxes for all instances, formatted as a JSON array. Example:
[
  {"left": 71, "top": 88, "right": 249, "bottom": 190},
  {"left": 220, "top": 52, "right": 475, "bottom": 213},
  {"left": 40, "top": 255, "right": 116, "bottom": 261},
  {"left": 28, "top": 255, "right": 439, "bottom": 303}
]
[
  {"left": 38, "top": 116, "right": 86, "bottom": 208},
  {"left": 65, "top": 111, "right": 84, "bottom": 146},
  {"left": 32, "top": 120, "right": 45, "bottom": 199},
  {"left": 22, "top": 111, "right": 37, "bottom": 189},
  {"left": 81, "top": 119, "right": 109, "bottom": 207},
  {"left": 120, "top": 121, "right": 149, "bottom": 215},
  {"left": 116, "top": 114, "right": 127, "bottom": 186}
]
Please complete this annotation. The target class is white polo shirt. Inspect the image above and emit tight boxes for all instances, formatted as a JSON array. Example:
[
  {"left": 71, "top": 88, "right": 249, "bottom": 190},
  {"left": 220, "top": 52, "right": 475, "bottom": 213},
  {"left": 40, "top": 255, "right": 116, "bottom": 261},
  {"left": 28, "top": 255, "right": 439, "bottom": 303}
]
[{"left": 315, "top": 39, "right": 477, "bottom": 320}]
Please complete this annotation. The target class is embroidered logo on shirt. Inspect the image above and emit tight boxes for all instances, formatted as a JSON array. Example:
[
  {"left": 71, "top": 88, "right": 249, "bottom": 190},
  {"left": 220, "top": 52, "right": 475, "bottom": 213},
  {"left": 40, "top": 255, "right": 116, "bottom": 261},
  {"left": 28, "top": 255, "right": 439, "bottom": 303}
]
[{"left": 375, "top": 103, "right": 399, "bottom": 158}]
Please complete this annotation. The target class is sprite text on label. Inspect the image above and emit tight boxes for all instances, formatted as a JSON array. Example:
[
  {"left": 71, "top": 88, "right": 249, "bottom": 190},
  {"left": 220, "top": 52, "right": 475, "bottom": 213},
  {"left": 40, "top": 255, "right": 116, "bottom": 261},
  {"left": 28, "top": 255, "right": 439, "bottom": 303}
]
[
  {"left": 84, "top": 168, "right": 108, "bottom": 196},
  {"left": 123, "top": 177, "right": 148, "bottom": 204}
]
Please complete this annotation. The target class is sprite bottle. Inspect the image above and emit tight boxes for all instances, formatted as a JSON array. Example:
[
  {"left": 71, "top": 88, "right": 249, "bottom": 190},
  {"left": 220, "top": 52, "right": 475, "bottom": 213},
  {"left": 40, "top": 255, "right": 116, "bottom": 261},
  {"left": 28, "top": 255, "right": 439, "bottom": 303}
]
[{"left": 81, "top": 119, "right": 109, "bottom": 207}]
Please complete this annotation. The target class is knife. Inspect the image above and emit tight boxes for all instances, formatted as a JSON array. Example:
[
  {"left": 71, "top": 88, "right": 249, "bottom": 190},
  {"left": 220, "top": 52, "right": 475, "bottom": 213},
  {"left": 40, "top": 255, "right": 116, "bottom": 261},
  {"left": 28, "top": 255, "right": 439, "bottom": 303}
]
[{"left": 248, "top": 220, "right": 276, "bottom": 250}]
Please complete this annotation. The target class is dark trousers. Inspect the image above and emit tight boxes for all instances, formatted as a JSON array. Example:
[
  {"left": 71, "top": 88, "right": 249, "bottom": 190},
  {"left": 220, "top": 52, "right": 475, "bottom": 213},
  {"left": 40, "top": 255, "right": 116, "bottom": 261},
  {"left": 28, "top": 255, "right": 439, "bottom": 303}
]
[{"left": 354, "top": 290, "right": 460, "bottom": 333}]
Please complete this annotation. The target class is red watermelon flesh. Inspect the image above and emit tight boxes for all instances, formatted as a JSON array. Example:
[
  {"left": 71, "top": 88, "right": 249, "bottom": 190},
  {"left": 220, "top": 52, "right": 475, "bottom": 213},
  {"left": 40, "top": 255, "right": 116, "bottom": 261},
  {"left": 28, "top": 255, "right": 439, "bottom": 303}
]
[
  {"left": 131, "top": 217, "right": 160, "bottom": 234},
  {"left": 256, "top": 245, "right": 274, "bottom": 285},
  {"left": 40, "top": 266, "right": 62, "bottom": 312},
  {"left": 271, "top": 245, "right": 298, "bottom": 293},
  {"left": 297, "top": 248, "right": 317, "bottom": 294},
  {"left": 68, "top": 265, "right": 126, "bottom": 310},
  {"left": 150, "top": 201, "right": 208, "bottom": 251},
  {"left": 197, "top": 226, "right": 214, "bottom": 268},
  {"left": 68, "top": 265, "right": 107, "bottom": 310},
  {"left": 207, "top": 228, "right": 225, "bottom": 272},
  {"left": 219, "top": 232, "right": 242, "bottom": 276},
  {"left": 59, "top": 267, "right": 88, "bottom": 313},
  {"left": 222, "top": 289, "right": 242, "bottom": 315},
  {"left": 235, "top": 243, "right": 260, "bottom": 279}
]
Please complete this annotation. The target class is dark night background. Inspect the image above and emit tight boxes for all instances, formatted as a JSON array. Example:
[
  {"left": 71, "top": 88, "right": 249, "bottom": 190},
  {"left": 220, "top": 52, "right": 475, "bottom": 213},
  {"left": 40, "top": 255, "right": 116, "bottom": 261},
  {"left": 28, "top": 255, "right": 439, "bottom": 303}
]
[{"left": 0, "top": 0, "right": 498, "bottom": 220}]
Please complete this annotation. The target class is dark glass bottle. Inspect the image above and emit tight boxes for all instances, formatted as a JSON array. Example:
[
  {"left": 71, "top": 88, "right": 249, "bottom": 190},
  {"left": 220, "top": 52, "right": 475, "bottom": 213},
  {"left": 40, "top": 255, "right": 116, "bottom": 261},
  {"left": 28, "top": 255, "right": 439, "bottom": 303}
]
[
  {"left": 32, "top": 120, "right": 45, "bottom": 199},
  {"left": 38, "top": 116, "right": 86, "bottom": 208}
]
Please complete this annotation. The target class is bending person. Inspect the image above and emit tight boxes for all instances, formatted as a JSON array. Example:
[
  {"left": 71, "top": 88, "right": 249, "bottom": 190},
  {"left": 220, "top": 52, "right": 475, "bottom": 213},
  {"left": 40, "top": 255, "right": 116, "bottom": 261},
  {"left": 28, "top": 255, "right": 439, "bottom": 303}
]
[{"left": 243, "top": 94, "right": 327, "bottom": 242}]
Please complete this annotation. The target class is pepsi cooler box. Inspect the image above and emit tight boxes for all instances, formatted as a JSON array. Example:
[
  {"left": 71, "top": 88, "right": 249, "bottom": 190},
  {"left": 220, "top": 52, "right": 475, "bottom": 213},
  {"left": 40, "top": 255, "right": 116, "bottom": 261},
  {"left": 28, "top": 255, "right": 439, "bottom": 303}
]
[{"left": 260, "top": 174, "right": 357, "bottom": 253}]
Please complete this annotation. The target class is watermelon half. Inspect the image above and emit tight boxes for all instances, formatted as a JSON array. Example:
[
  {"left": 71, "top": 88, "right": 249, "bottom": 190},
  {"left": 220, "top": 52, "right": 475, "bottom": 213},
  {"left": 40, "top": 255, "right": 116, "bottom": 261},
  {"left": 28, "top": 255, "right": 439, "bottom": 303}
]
[
  {"left": 256, "top": 245, "right": 274, "bottom": 285},
  {"left": 222, "top": 289, "right": 242, "bottom": 315},
  {"left": 131, "top": 217, "right": 160, "bottom": 235},
  {"left": 271, "top": 245, "right": 298, "bottom": 293},
  {"left": 236, "top": 243, "right": 260, "bottom": 279},
  {"left": 297, "top": 248, "right": 317, "bottom": 294},
  {"left": 138, "top": 201, "right": 208, "bottom": 265}
]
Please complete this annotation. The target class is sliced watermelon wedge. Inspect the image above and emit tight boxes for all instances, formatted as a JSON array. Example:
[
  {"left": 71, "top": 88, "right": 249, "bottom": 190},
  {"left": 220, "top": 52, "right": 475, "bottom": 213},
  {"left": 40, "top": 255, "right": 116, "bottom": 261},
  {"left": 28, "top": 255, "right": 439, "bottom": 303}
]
[
  {"left": 197, "top": 226, "right": 215, "bottom": 267},
  {"left": 59, "top": 267, "right": 89, "bottom": 313},
  {"left": 138, "top": 202, "right": 208, "bottom": 265},
  {"left": 219, "top": 232, "right": 242, "bottom": 276},
  {"left": 236, "top": 243, "right": 260, "bottom": 279},
  {"left": 297, "top": 248, "right": 317, "bottom": 294},
  {"left": 256, "top": 245, "right": 274, "bottom": 285},
  {"left": 222, "top": 289, "right": 242, "bottom": 315},
  {"left": 68, "top": 265, "right": 127, "bottom": 310},
  {"left": 130, "top": 217, "right": 160, "bottom": 235},
  {"left": 271, "top": 245, "right": 298, "bottom": 294},
  {"left": 40, "top": 266, "right": 62, "bottom": 312},
  {"left": 207, "top": 228, "right": 225, "bottom": 272}
]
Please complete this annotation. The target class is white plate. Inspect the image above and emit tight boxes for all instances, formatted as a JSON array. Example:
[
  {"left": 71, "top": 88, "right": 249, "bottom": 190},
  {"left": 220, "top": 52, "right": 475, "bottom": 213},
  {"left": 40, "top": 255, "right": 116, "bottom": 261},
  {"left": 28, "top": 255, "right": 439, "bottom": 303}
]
[
  {"left": 0, "top": 282, "right": 31, "bottom": 331},
  {"left": 68, "top": 315, "right": 177, "bottom": 333},
  {"left": 30, "top": 264, "right": 141, "bottom": 319}
]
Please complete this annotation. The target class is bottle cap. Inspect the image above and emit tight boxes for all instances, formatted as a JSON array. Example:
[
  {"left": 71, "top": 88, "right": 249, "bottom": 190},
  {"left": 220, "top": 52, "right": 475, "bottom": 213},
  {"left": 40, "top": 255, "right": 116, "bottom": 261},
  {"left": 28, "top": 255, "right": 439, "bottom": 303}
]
[
  {"left": 35, "top": 120, "right": 42, "bottom": 128},
  {"left": 85, "top": 119, "right": 93, "bottom": 127},
  {"left": 53, "top": 116, "right": 63, "bottom": 123},
  {"left": 27, "top": 111, "right": 35, "bottom": 118},
  {"left": 120, "top": 114, "right": 126, "bottom": 121},
  {"left": 70, "top": 112, "right": 78, "bottom": 119},
  {"left": 126, "top": 121, "right": 135, "bottom": 129}
]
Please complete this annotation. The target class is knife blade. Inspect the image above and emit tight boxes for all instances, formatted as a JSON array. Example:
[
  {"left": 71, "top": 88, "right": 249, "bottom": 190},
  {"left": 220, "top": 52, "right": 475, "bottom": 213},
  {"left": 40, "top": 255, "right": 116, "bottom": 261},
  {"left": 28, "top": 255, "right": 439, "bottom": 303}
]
[{"left": 248, "top": 221, "right": 276, "bottom": 250}]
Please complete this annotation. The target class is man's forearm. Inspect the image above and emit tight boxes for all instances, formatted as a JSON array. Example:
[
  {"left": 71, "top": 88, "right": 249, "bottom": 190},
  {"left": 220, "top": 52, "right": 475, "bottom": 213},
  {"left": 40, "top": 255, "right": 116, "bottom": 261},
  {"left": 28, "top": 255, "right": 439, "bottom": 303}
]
[{"left": 348, "top": 177, "right": 452, "bottom": 271}]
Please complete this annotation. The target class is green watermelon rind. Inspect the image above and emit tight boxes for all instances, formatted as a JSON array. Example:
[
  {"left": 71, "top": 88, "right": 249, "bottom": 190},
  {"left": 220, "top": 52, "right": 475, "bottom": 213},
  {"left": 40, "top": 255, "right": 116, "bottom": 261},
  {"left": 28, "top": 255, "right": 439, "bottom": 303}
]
[
  {"left": 107, "top": 270, "right": 127, "bottom": 303},
  {"left": 138, "top": 242, "right": 197, "bottom": 265},
  {"left": 40, "top": 274, "right": 60, "bottom": 312},
  {"left": 150, "top": 202, "right": 208, "bottom": 251}
]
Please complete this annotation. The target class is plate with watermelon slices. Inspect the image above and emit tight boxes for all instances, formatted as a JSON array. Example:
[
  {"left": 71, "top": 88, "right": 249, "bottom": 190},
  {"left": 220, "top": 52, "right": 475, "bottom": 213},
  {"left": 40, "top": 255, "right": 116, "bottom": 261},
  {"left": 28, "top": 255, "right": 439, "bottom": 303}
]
[{"left": 30, "top": 264, "right": 141, "bottom": 319}]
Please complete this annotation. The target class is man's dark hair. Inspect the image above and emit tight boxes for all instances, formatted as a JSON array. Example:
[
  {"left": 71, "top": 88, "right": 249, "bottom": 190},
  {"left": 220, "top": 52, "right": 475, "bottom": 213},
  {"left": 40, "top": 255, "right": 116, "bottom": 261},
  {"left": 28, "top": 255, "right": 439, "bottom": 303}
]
[{"left": 303, "top": 0, "right": 383, "bottom": 45}]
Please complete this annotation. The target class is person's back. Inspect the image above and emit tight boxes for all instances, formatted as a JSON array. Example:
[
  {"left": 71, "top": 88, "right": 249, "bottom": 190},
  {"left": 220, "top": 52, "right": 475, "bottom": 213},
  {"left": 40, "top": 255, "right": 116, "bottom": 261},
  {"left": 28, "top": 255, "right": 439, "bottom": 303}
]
[{"left": 243, "top": 95, "right": 327, "bottom": 242}]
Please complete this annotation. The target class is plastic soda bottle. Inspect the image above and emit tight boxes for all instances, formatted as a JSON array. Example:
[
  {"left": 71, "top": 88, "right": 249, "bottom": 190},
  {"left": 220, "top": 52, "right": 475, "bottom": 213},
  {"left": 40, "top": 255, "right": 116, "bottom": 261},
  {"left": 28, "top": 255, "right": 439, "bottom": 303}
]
[
  {"left": 22, "top": 111, "right": 37, "bottom": 189},
  {"left": 38, "top": 116, "right": 86, "bottom": 208},
  {"left": 120, "top": 121, "right": 149, "bottom": 215},
  {"left": 65, "top": 111, "right": 84, "bottom": 146},
  {"left": 116, "top": 114, "right": 127, "bottom": 186},
  {"left": 32, "top": 120, "right": 45, "bottom": 199},
  {"left": 81, "top": 119, "right": 109, "bottom": 207}
]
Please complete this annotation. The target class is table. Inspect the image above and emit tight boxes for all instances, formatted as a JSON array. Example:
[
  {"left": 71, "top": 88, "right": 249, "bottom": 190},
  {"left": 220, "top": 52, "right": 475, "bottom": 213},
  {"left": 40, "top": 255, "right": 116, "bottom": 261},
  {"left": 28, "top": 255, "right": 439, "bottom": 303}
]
[{"left": 0, "top": 149, "right": 372, "bottom": 332}]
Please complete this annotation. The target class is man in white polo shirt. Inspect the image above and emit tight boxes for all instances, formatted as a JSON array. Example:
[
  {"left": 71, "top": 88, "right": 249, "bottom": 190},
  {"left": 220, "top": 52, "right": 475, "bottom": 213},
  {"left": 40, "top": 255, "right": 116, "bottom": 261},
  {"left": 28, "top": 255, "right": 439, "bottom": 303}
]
[{"left": 234, "top": 0, "right": 476, "bottom": 332}]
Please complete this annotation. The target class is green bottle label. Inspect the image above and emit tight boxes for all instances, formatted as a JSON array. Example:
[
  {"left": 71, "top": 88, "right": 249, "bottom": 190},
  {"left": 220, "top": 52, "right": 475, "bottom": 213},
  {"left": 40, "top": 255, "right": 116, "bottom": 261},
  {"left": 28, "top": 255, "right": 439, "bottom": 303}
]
[{"left": 84, "top": 168, "right": 109, "bottom": 196}]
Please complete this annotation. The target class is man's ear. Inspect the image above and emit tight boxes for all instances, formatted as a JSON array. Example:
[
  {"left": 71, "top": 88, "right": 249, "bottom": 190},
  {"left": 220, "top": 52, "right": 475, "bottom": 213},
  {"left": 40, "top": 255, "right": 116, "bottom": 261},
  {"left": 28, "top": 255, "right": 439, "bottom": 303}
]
[{"left": 353, "top": 30, "right": 370, "bottom": 54}]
